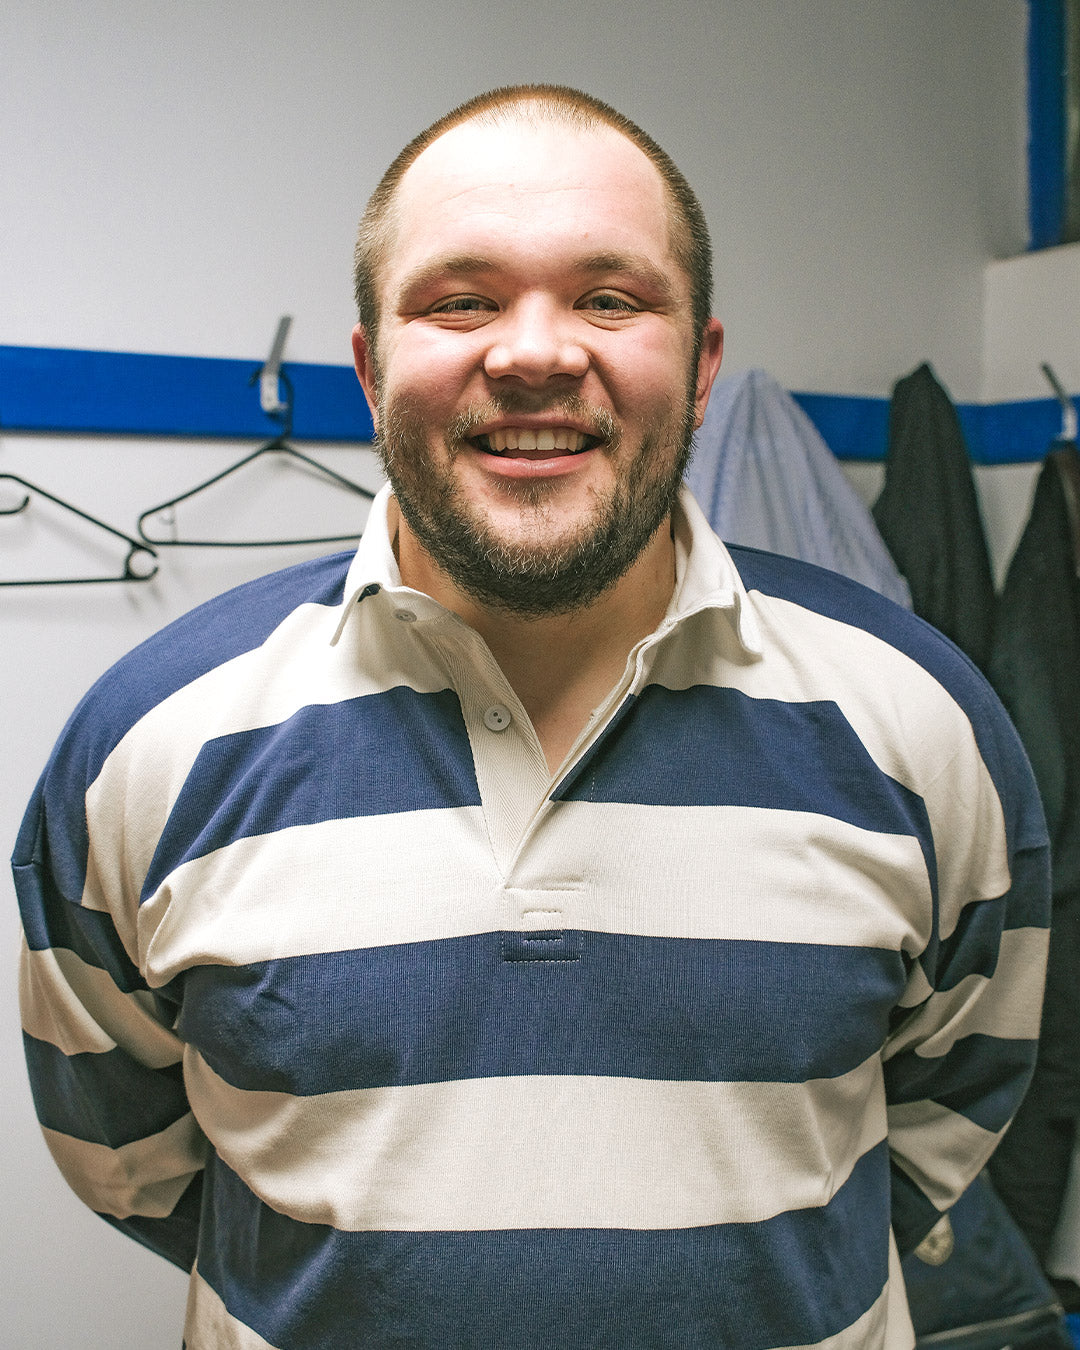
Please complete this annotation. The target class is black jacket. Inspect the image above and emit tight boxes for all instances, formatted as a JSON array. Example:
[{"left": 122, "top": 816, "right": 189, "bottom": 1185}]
[{"left": 873, "top": 363, "right": 996, "bottom": 670}]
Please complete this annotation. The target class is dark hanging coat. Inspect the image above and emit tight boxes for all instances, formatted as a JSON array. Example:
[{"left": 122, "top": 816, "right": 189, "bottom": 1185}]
[
  {"left": 986, "top": 446, "right": 1080, "bottom": 1268},
  {"left": 873, "top": 363, "right": 996, "bottom": 671}
]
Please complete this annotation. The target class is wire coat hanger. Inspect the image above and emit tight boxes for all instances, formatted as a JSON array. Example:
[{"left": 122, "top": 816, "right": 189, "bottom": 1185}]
[
  {"left": 137, "top": 319, "right": 375, "bottom": 549},
  {"left": 0, "top": 472, "right": 159, "bottom": 586}
]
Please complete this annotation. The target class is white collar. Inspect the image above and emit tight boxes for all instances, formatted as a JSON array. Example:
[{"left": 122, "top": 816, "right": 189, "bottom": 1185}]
[{"left": 330, "top": 482, "right": 762, "bottom": 657}]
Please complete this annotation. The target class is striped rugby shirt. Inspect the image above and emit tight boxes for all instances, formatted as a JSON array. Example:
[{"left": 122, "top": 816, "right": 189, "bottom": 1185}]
[{"left": 16, "top": 484, "right": 1049, "bottom": 1349}]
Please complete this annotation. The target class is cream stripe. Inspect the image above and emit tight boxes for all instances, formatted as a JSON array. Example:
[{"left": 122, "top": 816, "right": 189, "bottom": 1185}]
[
  {"left": 139, "top": 803, "right": 929, "bottom": 983},
  {"left": 884, "top": 925, "right": 1048, "bottom": 1061},
  {"left": 895, "top": 962, "right": 934, "bottom": 1009},
  {"left": 19, "top": 937, "right": 182, "bottom": 1065},
  {"left": 887, "top": 1100, "right": 1001, "bottom": 1211},
  {"left": 41, "top": 1113, "right": 207, "bottom": 1218},
  {"left": 884, "top": 1234, "right": 917, "bottom": 1350},
  {"left": 185, "top": 1269, "right": 280, "bottom": 1350},
  {"left": 185, "top": 1051, "right": 887, "bottom": 1233},
  {"left": 526, "top": 800, "right": 931, "bottom": 947}
]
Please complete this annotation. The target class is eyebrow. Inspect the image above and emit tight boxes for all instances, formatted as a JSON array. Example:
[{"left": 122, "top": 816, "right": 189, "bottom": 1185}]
[
  {"left": 574, "top": 252, "right": 678, "bottom": 304},
  {"left": 394, "top": 250, "right": 680, "bottom": 308}
]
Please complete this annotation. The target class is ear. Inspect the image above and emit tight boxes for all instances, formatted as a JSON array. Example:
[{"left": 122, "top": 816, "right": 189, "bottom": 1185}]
[
  {"left": 691, "top": 318, "right": 724, "bottom": 429},
  {"left": 351, "top": 324, "right": 380, "bottom": 432}
]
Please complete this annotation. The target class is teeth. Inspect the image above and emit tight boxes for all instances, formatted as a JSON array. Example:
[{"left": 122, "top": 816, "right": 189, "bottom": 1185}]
[{"left": 486, "top": 427, "right": 588, "bottom": 454}]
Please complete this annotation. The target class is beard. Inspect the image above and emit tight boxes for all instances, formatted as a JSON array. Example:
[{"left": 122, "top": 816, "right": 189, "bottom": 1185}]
[{"left": 375, "top": 387, "right": 698, "bottom": 618}]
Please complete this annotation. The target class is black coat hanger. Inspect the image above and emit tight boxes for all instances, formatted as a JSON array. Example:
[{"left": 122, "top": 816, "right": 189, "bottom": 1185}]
[
  {"left": 0, "top": 473, "right": 159, "bottom": 586},
  {"left": 136, "top": 344, "right": 376, "bottom": 549}
]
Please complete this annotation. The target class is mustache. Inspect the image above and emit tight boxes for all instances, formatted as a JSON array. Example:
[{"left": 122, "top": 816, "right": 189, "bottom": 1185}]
[{"left": 447, "top": 394, "right": 618, "bottom": 446}]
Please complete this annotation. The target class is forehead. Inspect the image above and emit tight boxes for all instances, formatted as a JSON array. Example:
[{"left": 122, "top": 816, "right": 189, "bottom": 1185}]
[{"left": 384, "top": 118, "right": 679, "bottom": 290}]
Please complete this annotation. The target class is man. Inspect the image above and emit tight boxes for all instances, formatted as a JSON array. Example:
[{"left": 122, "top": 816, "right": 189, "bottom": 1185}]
[{"left": 15, "top": 86, "right": 1049, "bottom": 1349}]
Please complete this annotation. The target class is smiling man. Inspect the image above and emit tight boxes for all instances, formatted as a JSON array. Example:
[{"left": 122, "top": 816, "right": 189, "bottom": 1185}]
[
  {"left": 15, "top": 86, "right": 1049, "bottom": 1350},
  {"left": 351, "top": 96, "right": 724, "bottom": 771}
]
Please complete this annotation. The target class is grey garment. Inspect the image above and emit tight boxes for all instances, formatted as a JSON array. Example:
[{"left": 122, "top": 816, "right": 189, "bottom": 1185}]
[{"left": 684, "top": 368, "right": 912, "bottom": 608}]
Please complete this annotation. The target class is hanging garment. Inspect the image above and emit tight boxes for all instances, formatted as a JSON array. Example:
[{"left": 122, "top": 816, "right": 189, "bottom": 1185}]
[
  {"left": 872, "top": 363, "right": 996, "bottom": 670},
  {"left": 987, "top": 445, "right": 1080, "bottom": 1268},
  {"left": 683, "top": 367, "right": 912, "bottom": 607},
  {"left": 901, "top": 1174, "right": 1069, "bottom": 1349}
]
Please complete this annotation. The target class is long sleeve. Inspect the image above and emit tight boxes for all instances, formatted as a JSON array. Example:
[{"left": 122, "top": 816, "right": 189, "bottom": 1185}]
[
  {"left": 879, "top": 663, "right": 1051, "bottom": 1254},
  {"left": 15, "top": 750, "right": 207, "bottom": 1271},
  {"left": 11, "top": 550, "right": 355, "bottom": 1280}
]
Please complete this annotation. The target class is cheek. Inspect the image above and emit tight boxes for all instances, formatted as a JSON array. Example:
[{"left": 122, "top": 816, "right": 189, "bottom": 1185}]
[
  {"left": 598, "top": 330, "right": 696, "bottom": 413},
  {"left": 380, "top": 332, "right": 482, "bottom": 414}
]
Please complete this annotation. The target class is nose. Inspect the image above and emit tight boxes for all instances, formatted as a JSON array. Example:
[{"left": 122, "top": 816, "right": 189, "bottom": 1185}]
[{"left": 482, "top": 296, "right": 589, "bottom": 384}]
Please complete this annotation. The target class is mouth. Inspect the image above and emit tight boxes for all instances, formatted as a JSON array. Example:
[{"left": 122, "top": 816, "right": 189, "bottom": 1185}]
[{"left": 471, "top": 427, "right": 600, "bottom": 457}]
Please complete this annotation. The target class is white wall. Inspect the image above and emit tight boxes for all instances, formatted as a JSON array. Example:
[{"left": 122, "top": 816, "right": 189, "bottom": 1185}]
[
  {"left": 2, "top": 0, "right": 1026, "bottom": 392},
  {"left": 967, "top": 240, "right": 1080, "bottom": 590},
  {"left": 0, "top": 2, "right": 1034, "bottom": 1346}
]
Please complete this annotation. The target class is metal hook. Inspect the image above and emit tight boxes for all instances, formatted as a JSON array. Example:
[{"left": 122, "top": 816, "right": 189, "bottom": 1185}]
[
  {"left": 136, "top": 365, "right": 373, "bottom": 548},
  {"left": 255, "top": 315, "right": 292, "bottom": 420},
  {"left": 1041, "top": 363, "right": 1078, "bottom": 442}
]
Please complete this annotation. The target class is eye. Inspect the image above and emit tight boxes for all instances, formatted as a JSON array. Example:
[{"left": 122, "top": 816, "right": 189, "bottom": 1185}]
[
  {"left": 429, "top": 295, "right": 496, "bottom": 315},
  {"left": 580, "top": 291, "right": 641, "bottom": 315}
]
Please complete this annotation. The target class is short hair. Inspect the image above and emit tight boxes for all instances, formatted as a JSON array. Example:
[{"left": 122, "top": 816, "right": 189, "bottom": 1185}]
[{"left": 353, "top": 84, "right": 713, "bottom": 359}]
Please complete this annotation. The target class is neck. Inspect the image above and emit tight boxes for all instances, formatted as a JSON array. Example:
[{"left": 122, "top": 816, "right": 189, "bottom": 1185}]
[{"left": 392, "top": 501, "right": 677, "bottom": 769}]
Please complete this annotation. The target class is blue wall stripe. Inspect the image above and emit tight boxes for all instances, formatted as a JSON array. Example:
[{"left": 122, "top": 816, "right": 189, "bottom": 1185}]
[
  {"left": 791, "top": 390, "right": 1076, "bottom": 464},
  {"left": 176, "top": 934, "right": 907, "bottom": 1095},
  {"left": 0, "top": 344, "right": 374, "bottom": 441},
  {"left": 1027, "top": 0, "right": 1068, "bottom": 250},
  {"left": 791, "top": 390, "right": 891, "bottom": 460},
  {"left": 197, "top": 1144, "right": 891, "bottom": 1350},
  {"left": 0, "top": 344, "right": 1072, "bottom": 462}
]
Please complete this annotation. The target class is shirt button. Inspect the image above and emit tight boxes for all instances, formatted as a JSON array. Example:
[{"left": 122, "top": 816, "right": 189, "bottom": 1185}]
[
  {"left": 483, "top": 704, "right": 512, "bottom": 732},
  {"left": 395, "top": 609, "right": 417, "bottom": 623}
]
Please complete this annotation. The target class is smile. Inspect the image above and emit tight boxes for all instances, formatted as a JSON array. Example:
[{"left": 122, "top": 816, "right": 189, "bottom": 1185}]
[{"left": 475, "top": 427, "right": 596, "bottom": 455}]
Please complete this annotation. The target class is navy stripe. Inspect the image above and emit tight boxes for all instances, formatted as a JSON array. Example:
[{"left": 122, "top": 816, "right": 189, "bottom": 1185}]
[
  {"left": 103, "top": 1171, "right": 203, "bottom": 1273},
  {"left": 557, "top": 681, "right": 934, "bottom": 854},
  {"left": 890, "top": 1162, "right": 943, "bottom": 1256},
  {"left": 14, "top": 551, "right": 353, "bottom": 906},
  {"left": 931, "top": 849, "right": 1050, "bottom": 990},
  {"left": 142, "top": 686, "right": 480, "bottom": 899},
  {"left": 176, "top": 934, "right": 907, "bottom": 1094},
  {"left": 196, "top": 1141, "right": 891, "bottom": 1350},
  {"left": 729, "top": 544, "right": 1051, "bottom": 872},
  {"left": 884, "top": 1031, "right": 1038, "bottom": 1134},
  {"left": 22, "top": 1032, "right": 189, "bottom": 1148},
  {"left": 14, "top": 854, "right": 145, "bottom": 992}
]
